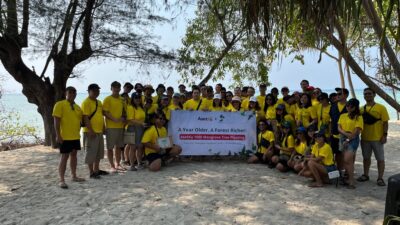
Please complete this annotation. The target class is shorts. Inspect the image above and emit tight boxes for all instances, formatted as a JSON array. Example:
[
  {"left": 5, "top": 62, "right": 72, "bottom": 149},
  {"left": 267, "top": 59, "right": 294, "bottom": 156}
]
[
  {"left": 106, "top": 128, "right": 124, "bottom": 150},
  {"left": 325, "top": 164, "right": 337, "bottom": 173},
  {"left": 145, "top": 149, "right": 172, "bottom": 164},
  {"left": 83, "top": 133, "right": 104, "bottom": 164},
  {"left": 59, "top": 140, "right": 81, "bottom": 154},
  {"left": 134, "top": 125, "right": 144, "bottom": 145},
  {"left": 361, "top": 141, "right": 385, "bottom": 161},
  {"left": 330, "top": 136, "right": 340, "bottom": 154},
  {"left": 278, "top": 154, "right": 290, "bottom": 167},
  {"left": 254, "top": 152, "right": 267, "bottom": 163},
  {"left": 339, "top": 135, "right": 360, "bottom": 153}
]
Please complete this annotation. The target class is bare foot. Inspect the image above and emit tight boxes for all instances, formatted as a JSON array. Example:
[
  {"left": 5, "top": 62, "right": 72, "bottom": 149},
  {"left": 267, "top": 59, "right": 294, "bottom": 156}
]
[{"left": 72, "top": 177, "right": 85, "bottom": 182}]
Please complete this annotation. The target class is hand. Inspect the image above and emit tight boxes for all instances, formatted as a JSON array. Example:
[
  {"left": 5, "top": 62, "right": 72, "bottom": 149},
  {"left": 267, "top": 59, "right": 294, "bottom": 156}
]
[
  {"left": 56, "top": 135, "right": 63, "bottom": 144},
  {"left": 381, "top": 135, "right": 387, "bottom": 144}
]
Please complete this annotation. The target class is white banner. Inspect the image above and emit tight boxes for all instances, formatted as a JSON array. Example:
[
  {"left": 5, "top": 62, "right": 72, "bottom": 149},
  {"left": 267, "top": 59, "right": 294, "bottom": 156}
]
[{"left": 168, "top": 110, "right": 257, "bottom": 155}]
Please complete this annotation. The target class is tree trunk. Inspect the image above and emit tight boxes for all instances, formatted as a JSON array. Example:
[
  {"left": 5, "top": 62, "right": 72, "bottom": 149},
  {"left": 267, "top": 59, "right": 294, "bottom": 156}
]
[
  {"left": 345, "top": 63, "right": 356, "bottom": 98},
  {"left": 323, "top": 27, "right": 400, "bottom": 112},
  {"left": 337, "top": 54, "right": 346, "bottom": 89}
]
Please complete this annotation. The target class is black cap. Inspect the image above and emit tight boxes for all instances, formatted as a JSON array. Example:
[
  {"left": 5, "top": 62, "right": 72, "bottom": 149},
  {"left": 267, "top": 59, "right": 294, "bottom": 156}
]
[
  {"left": 346, "top": 98, "right": 360, "bottom": 107},
  {"left": 156, "top": 84, "right": 166, "bottom": 91},
  {"left": 123, "top": 82, "right": 134, "bottom": 89},
  {"left": 335, "top": 87, "right": 349, "bottom": 95},
  {"left": 88, "top": 83, "right": 100, "bottom": 91},
  {"left": 134, "top": 83, "right": 143, "bottom": 89},
  {"left": 111, "top": 81, "right": 121, "bottom": 88},
  {"left": 317, "top": 92, "right": 329, "bottom": 101}
]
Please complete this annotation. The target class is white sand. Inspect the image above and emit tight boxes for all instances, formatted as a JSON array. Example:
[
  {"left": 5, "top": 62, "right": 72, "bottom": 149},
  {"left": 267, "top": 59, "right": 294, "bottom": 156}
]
[{"left": 1, "top": 123, "right": 400, "bottom": 225}]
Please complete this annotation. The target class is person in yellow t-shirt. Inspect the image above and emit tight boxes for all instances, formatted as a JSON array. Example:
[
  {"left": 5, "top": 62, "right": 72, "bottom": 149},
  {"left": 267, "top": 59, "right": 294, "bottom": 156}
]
[
  {"left": 152, "top": 84, "right": 166, "bottom": 105},
  {"left": 166, "top": 93, "right": 183, "bottom": 120},
  {"left": 247, "top": 96, "right": 263, "bottom": 121},
  {"left": 183, "top": 87, "right": 208, "bottom": 111},
  {"left": 222, "top": 91, "right": 234, "bottom": 111},
  {"left": 52, "top": 86, "right": 85, "bottom": 189},
  {"left": 316, "top": 93, "right": 331, "bottom": 138},
  {"left": 241, "top": 86, "right": 255, "bottom": 110},
  {"left": 338, "top": 98, "right": 363, "bottom": 189},
  {"left": 358, "top": 88, "right": 389, "bottom": 186},
  {"left": 211, "top": 94, "right": 223, "bottom": 111},
  {"left": 256, "top": 83, "right": 267, "bottom": 110},
  {"left": 299, "top": 132, "right": 335, "bottom": 188},
  {"left": 275, "top": 104, "right": 296, "bottom": 134},
  {"left": 142, "top": 112, "right": 182, "bottom": 171},
  {"left": 230, "top": 96, "right": 243, "bottom": 112},
  {"left": 81, "top": 84, "right": 108, "bottom": 179},
  {"left": 272, "top": 121, "right": 295, "bottom": 172},
  {"left": 103, "top": 81, "right": 126, "bottom": 173},
  {"left": 296, "top": 93, "right": 317, "bottom": 128},
  {"left": 248, "top": 119, "right": 275, "bottom": 164},
  {"left": 124, "top": 92, "right": 148, "bottom": 171},
  {"left": 288, "top": 127, "right": 310, "bottom": 172}
]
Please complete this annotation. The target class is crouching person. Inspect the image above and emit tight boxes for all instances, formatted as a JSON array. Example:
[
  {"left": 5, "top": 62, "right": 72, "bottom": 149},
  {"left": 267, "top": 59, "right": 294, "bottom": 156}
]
[
  {"left": 299, "top": 132, "right": 336, "bottom": 188},
  {"left": 142, "top": 112, "right": 182, "bottom": 171}
]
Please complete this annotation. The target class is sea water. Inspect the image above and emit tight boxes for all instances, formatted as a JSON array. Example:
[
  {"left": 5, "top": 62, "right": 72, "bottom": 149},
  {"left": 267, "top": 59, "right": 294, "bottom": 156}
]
[{"left": 1, "top": 90, "right": 399, "bottom": 138}]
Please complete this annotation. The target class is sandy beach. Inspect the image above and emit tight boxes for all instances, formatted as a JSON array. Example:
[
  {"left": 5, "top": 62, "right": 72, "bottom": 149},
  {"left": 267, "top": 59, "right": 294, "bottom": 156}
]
[{"left": 1, "top": 123, "right": 400, "bottom": 225}]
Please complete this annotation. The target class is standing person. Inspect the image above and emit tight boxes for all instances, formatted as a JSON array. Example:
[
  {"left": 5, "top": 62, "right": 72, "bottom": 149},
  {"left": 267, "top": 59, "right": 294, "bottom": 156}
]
[
  {"left": 103, "top": 81, "right": 126, "bottom": 173},
  {"left": 178, "top": 84, "right": 186, "bottom": 94},
  {"left": 234, "top": 87, "right": 242, "bottom": 97},
  {"left": 215, "top": 83, "right": 223, "bottom": 95},
  {"left": 81, "top": 84, "right": 109, "bottom": 179},
  {"left": 338, "top": 98, "right": 363, "bottom": 189},
  {"left": 316, "top": 93, "right": 331, "bottom": 138},
  {"left": 142, "top": 112, "right": 183, "bottom": 171},
  {"left": 296, "top": 93, "right": 317, "bottom": 129},
  {"left": 277, "top": 86, "right": 290, "bottom": 106},
  {"left": 183, "top": 87, "right": 207, "bottom": 111},
  {"left": 121, "top": 82, "right": 134, "bottom": 106},
  {"left": 53, "top": 86, "right": 85, "bottom": 189},
  {"left": 166, "top": 93, "right": 183, "bottom": 120},
  {"left": 357, "top": 88, "right": 389, "bottom": 186},
  {"left": 125, "top": 92, "right": 147, "bottom": 171},
  {"left": 300, "top": 80, "right": 310, "bottom": 93},
  {"left": 270, "top": 87, "right": 279, "bottom": 101},
  {"left": 153, "top": 84, "right": 166, "bottom": 105},
  {"left": 241, "top": 86, "right": 255, "bottom": 110},
  {"left": 143, "top": 85, "right": 155, "bottom": 104},
  {"left": 257, "top": 83, "right": 267, "bottom": 109},
  {"left": 329, "top": 88, "right": 349, "bottom": 177}
]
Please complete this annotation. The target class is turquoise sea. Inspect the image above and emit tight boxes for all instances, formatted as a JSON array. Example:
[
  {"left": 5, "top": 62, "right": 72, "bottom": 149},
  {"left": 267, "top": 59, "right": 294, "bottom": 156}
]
[{"left": 1, "top": 90, "right": 399, "bottom": 138}]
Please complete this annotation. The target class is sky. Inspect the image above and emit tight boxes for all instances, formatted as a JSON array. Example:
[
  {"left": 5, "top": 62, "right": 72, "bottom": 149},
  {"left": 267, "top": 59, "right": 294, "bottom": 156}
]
[{"left": 1, "top": 4, "right": 367, "bottom": 94}]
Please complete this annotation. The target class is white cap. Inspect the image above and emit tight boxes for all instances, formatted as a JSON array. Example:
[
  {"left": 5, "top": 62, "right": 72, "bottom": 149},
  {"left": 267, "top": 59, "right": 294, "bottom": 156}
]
[
  {"left": 232, "top": 96, "right": 242, "bottom": 102},
  {"left": 214, "top": 94, "right": 221, "bottom": 100},
  {"left": 249, "top": 96, "right": 257, "bottom": 102}
]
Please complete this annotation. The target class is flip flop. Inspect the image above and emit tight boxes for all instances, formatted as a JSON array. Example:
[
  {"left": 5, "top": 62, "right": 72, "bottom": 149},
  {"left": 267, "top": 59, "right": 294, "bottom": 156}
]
[
  {"left": 356, "top": 174, "right": 369, "bottom": 182},
  {"left": 59, "top": 182, "right": 68, "bottom": 189},
  {"left": 308, "top": 183, "right": 323, "bottom": 188},
  {"left": 377, "top": 178, "right": 386, "bottom": 186},
  {"left": 72, "top": 177, "right": 86, "bottom": 182}
]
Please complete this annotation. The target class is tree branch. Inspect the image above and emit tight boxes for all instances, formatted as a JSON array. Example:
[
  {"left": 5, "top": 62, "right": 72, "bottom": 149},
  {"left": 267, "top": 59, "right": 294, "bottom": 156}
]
[
  {"left": 6, "top": 0, "right": 18, "bottom": 37},
  {"left": 18, "top": 0, "right": 29, "bottom": 47},
  {"left": 60, "top": 0, "right": 79, "bottom": 56}
]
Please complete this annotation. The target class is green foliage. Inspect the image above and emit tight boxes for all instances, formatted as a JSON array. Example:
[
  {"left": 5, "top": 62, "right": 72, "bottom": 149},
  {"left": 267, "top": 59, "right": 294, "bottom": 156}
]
[{"left": 177, "top": 0, "right": 272, "bottom": 86}]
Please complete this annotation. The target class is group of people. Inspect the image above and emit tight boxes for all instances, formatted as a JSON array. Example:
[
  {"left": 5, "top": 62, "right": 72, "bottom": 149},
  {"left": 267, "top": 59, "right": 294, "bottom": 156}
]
[{"left": 52, "top": 80, "right": 389, "bottom": 190}]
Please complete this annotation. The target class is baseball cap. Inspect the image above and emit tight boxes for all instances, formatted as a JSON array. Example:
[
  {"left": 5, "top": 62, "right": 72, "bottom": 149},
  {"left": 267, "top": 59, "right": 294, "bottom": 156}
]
[
  {"left": 232, "top": 96, "right": 241, "bottom": 102},
  {"left": 335, "top": 87, "right": 349, "bottom": 95}
]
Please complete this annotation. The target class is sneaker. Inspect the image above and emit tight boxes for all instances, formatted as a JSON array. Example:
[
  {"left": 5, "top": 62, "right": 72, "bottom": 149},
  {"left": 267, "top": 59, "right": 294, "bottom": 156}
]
[
  {"left": 128, "top": 166, "right": 137, "bottom": 171},
  {"left": 135, "top": 164, "right": 144, "bottom": 170}
]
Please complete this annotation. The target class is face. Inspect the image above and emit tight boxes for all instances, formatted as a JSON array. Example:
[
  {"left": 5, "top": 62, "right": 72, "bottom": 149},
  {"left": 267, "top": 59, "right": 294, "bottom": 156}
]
[
  {"left": 300, "top": 81, "right": 309, "bottom": 90},
  {"left": 144, "top": 88, "right": 152, "bottom": 96},
  {"left": 167, "top": 89, "right": 174, "bottom": 96},
  {"left": 232, "top": 101, "right": 240, "bottom": 109},
  {"left": 155, "top": 116, "right": 166, "bottom": 127},
  {"left": 124, "top": 86, "right": 133, "bottom": 94},
  {"left": 266, "top": 96, "right": 274, "bottom": 106},
  {"left": 249, "top": 101, "right": 256, "bottom": 109},
  {"left": 281, "top": 90, "right": 289, "bottom": 96},
  {"left": 276, "top": 108, "right": 283, "bottom": 115},
  {"left": 221, "top": 91, "right": 226, "bottom": 98},
  {"left": 346, "top": 104, "right": 355, "bottom": 112},
  {"left": 296, "top": 132, "right": 305, "bottom": 139},
  {"left": 136, "top": 87, "right": 143, "bottom": 93},
  {"left": 300, "top": 95, "right": 308, "bottom": 105},
  {"left": 207, "top": 88, "right": 213, "bottom": 97},
  {"left": 337, "top": 91, "right": 347, "bottom": 101},
  {"left": 259, "top": 86, "right": 266, "bottom": 94},
  {"left": 201, "top": 86, "right": 207, "bottom": 96},
  {"left": 180, "top": 95, "right": 186, "bottom": 104},
  {"left": 111, "top": 86, "right": 121, "bottom": 95},
  {"left": 226, "top": 92, "right": 233, "bottom": 101},
  {"left": 258, "top": 121, "right": 267, "bottom": 131},
  {"left": 213, "top": 98, "right": 221, "bottom": 105},
  {"left": 89, "top": 89, "right": 99, "bottom": 99},
  {"left": 133, "top": 96, "right": 141, "bottom": 105},
  {"left": 247, "top": 88, "right": 255, "bottom": 97},
  {"left": 215, "top": 85, "right": 221, "bottom": 93},
  {"left": 179, "top": 86, "right": 186, "bottom": 93},
  {"left": 66, "top": 89, "right": 77, "bottom": 101},
  {"left": 192, "top": 90, "right": 200, "bottom": 100},
  {"left": 173, "top": 97, "right": 180, "bottom": 104},
  {"left": 363, "top": 90, "right": 375, "bottom": 102},
  {"left": 161, "top": 98, "right": 169, "bottom": 106},
  {"left": 315, "top": 135, "right": 324, "bottom": 144},
  {"left": 234, "top": 88, "right": 241, "bottom": 96},
  {"left": 157, "top": 88, "right": 165, "bottom": 95}
]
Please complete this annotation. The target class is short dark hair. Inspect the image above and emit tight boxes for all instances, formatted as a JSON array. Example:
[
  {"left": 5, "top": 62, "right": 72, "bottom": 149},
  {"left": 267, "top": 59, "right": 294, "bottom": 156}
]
[
  {"left": 363, "top": 87, "right": 375, "bottom": 94},
  {"left": 111, "top": 81, "right": 121, "bottom": 88}
]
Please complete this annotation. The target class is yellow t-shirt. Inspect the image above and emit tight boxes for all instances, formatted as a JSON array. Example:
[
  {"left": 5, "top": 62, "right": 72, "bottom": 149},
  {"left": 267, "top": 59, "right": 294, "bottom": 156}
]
[
  {"left": 126, "top": 105, "right": 146, "bottom": 128},
  {"left": 81, "top": 98, "right": 103, "bottom": 133},
  {"left": 211, "top": 106, "right": 223, "bottom": 111},
  {"left": 295, "top": 141, "right": 307, "bottom": 155},
  {"left": 257, "top": 130, "right": 275, "bottom": 154},
  {"left": 361, "top": 103, "right": 389, "bottom": 141},
  {"left": 338, "top": 102, "right": 346, "bottom": 113},
  {"left": 202, "top": 98, "right": 213, "bottom": 111},
  {"left": 289, "top": 104, "right": 299, "bottom": 120},
  {"left": 297, "top": 106, "right": 317, "bottom": 127},
  {"left": 241, "top": 97, "right": 250, "bottom": 110},
  {"left": 280, "top": 134, "right": 295, "bottom": 155},
  {"left": 152, "top": 95, "right": 161, "bottom": 105},
  {"left": 265, "top": 105, "right": 276, "bottom": 120},
  {"left": 223, "top": 103, "right": 234, "bottom": 111},
  {"left": 52, "top": 100, "right": 82, "bottom": 140},
  {"left": 338, "top": 113, "right": 364, "bottom": 133},
  {"left": 103, "top": 95, "right": 125, "bottom": 129},
  {"left": 166, "top": 104, "right": 182, "bottom": 120},
  {"left": 257, "top": 95, "right": 266, "bottom": 110},
  {"left": 311, "top": 98, "right": 320, "bottom": 106},
  {"left": 316, "top": 104, "right": 331, "bottom": 136},
  {"left": 311, "top": 143, "right": 334, "bottom": 166},
  {"left": 183, "top": 99, "right": 208, "bottom": 111},
  {"left": 142, "top": 125, "right": 167, "bottom": 155}
]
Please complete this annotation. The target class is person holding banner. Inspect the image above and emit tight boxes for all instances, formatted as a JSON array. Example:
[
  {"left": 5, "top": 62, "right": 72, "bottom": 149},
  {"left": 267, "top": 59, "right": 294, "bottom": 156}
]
[
  {"left": 142, "top": 112, "right": 182, "bottom": 171},
  {"left": 248, "top": 119, "right": 275, "bottom": 164}
]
